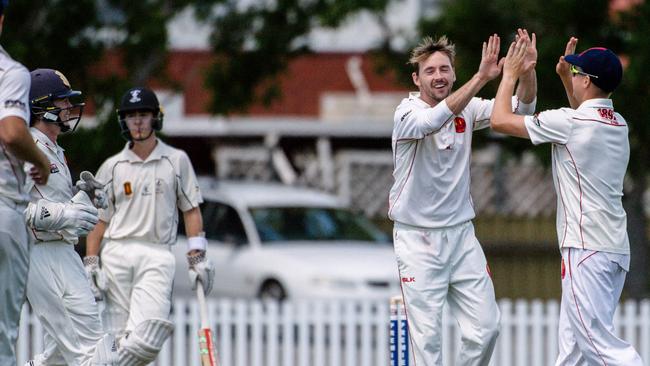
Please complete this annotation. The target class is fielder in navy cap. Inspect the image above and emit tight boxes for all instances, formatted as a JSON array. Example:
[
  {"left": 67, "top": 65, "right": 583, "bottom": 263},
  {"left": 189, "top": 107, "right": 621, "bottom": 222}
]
[
  {"left": 492, "top": 35, "right": 643, "bottom": 365},
  {"left": 564, "top": 47, "right": 623, "bottom": 93}
]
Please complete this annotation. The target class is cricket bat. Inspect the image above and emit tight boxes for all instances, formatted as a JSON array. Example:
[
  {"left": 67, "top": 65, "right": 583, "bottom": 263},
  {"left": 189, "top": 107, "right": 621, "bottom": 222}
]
[{"left": 196, "top": 281, "right": 218, "bottom": 366}]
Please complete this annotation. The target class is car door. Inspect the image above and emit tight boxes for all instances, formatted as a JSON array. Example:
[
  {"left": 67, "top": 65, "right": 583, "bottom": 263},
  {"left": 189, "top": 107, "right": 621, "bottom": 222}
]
[{"left": 202, "top": 201, "right": 253, "bottom": 297}]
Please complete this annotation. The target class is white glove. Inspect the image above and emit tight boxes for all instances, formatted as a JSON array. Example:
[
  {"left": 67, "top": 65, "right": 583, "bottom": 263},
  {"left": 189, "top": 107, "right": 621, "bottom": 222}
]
[
  {"left": 83, "top": 255, "right": 107, "bottom": 301},
  {"left": 25, "top": 192, "right": 99, "bottom": 236},
  {"left": 75, "top": 171, "right": 108, "bottom": 209},
  {"left": 187, "top": 250, "right": 215, "bottom": 295}
]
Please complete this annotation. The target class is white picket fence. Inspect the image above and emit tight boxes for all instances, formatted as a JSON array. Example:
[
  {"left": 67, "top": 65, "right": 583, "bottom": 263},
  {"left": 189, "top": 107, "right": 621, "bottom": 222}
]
[{"left": 16, "top": 298, "right": 650, "bottom": 366}]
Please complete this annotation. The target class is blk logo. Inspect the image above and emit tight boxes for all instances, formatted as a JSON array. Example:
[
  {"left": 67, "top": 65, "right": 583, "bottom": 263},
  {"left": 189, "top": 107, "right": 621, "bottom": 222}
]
[{"left": 401, "top": 277, "right": 415, "bottom": 283}]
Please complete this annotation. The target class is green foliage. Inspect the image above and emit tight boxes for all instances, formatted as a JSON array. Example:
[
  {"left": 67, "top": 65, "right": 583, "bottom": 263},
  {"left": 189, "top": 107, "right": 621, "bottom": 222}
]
[
  {"left": 1, "top": 1, "right": 194, "bottom": 174},
  {"left": 199, "top": 0, "right": 391, "bottom": 114}
]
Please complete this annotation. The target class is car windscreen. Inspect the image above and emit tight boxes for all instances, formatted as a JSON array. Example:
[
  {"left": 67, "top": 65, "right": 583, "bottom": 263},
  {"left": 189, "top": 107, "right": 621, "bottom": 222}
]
[{"left": 249, "top": 207, "right": 390, "bottom": 243}]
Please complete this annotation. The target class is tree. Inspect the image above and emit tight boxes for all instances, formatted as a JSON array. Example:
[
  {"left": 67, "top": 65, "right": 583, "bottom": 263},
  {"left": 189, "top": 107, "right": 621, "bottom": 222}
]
[
  {"left": 2, "top": 1, "right": 199, "bottom": 174},
  {"left": 194, "top": 0, "right": 392, "bottom": 114}
]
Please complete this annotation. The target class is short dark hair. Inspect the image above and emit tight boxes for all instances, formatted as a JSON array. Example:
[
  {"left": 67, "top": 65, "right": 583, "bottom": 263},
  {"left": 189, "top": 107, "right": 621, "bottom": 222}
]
[{"left": 409, "top": 36, "right": 456, "bottom": 74}]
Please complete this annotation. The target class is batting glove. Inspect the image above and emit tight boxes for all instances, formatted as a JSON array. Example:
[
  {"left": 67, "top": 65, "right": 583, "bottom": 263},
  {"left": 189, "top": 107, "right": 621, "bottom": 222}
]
[
  {"left": 187, "top": 250, "right": 215, "bottom": 295},
  {"left": 75, "top": 171, "right": 108, "bottom": 209},
  {"left": 83, "top": 255, "right": 107, "bottom": 301},
  {"left": 25, "top": 192, "right": 99, "bottom": 236}
]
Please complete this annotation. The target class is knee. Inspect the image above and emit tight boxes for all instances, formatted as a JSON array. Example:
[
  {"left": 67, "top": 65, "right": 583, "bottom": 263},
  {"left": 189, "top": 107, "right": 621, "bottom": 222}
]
[{"left": 475, "top": 308, "right": 501, "bottom": 347}]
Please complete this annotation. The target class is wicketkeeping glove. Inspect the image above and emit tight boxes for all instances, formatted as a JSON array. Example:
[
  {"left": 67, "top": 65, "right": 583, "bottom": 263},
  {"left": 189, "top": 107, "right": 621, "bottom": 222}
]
[
  {"left": 75, "top": 171, "right": 108, "bottom": 209},
  {"left": 83, "top": 255, "right": 107, "bottom": 301},
  {"left": 25, "top": 192, "right": 99, "bottom": 236},
  {"left": 187, "top": 250, "right": 215, "bottom": 295}
]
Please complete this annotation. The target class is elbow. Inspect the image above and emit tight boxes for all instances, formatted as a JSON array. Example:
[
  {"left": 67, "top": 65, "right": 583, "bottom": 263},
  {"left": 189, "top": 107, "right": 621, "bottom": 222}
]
[{"left": 490, "top": 114, "right": 505, "bottom": 133}]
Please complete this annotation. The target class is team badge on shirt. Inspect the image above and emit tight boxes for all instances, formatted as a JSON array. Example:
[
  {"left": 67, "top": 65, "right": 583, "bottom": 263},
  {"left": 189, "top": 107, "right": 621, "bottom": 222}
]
[
  {"left": 454, "top": 117, "right": 466, "bottom": 133},
  {"left": 49, "top": 163, "right": 59, "bottom": 174},
  {"left": 532, "top": 113, "right": 541, "bottom": 126},
  {"left": 124, "top": 182, "right": 132, "bottom": 196}
]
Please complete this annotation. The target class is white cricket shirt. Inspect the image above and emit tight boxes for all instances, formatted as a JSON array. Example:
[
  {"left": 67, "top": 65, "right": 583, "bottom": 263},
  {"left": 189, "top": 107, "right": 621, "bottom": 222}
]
[
  {"left": 524, "top": 98, "right": 630, "bottom": 254},
  {"left": 0, "top": 46, "right": 31, "bottom": 204},
  {"left": 24, "top": 128, "right": 77, "bottom": 243},
  {"left": 389, "top": 92, "right": 534, "bottom": 228},
  {"left": 96, "top": 139, "right": 202, "bottom": 245}
]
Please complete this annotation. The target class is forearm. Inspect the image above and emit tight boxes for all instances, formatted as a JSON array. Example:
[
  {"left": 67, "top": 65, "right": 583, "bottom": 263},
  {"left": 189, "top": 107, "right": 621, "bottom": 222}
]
[
  {"left": 183, "top": 207, "right": 203, "bottom": 238},
  {"left": 491, "top": 75, "right": 521, "bottom": 135},
  {"left": 86, "top": 220, "right": 107, "bottom": 256},
  {"left": 0, "top": 118, "right": 49, "bottom": 171},
  {"left": 445, "top": 73, "right": 490, "bottom": 115},
  {"left": 560, "top": 75, "right": 579, "bottom": 109},
  {"left": 516, "top": 69, "right": 537, "bottom": 104}
]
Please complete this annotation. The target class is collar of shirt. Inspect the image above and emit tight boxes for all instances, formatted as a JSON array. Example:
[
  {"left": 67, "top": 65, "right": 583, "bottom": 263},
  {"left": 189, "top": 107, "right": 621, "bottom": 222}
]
[
  {"left": 408, "top": 91, "right": 432, "bottom": 108},
  {"left": 577, "top": 98, "right": 613, "bottom": 111},
  {"left": 121, "top": 138, "right": 168, "bottom": 163},
  {"left": 30, "top": 127, "right": 65, "bottom": 155}
]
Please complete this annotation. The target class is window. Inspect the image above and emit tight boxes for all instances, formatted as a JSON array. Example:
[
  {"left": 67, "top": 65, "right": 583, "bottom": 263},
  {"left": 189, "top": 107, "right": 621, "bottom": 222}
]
[
  {"left": 202, "top": 201, "right": 248, "bottom": 245},
  {"left": 249, "top": 206, "right": 390, "bottom": 244}
]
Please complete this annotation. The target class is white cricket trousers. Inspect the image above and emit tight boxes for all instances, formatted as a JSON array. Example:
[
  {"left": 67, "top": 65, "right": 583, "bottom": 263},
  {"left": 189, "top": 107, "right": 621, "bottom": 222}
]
[
  {"left": 393, "top": 221, "right": 500, "bottom": 366},
  {"left": 26, "top": 241, "right": 104, "bottom": 366},
  {"left": 100, "top": 240, "right": 175, "bottom": 337},
  {"left": 0, "top": 200, "right": 29, "bottom": 366},
  {"left": 555, "top": 247, "right": 644, "bottom": 366}
]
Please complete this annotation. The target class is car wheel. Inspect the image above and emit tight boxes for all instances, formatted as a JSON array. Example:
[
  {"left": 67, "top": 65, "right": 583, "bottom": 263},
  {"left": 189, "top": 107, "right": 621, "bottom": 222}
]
[{"left": 258, "top": 280, "right": 287, "bottom": 301}]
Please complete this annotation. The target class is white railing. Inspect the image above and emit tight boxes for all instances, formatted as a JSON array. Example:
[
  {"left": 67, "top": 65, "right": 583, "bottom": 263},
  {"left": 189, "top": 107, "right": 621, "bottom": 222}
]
[{"left": 17, "top": 298, "right": 650, "bottom": 366}]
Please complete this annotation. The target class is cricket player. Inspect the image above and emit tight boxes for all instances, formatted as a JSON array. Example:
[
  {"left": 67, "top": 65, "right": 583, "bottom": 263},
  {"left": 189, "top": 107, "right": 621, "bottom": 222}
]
[
  {"left": 22, "top": 68, "right": 117, "bottom": 366},
  {"left": 389, "top": 31, "right": 537, "bottom": 366},
  {"left": 491, "top": 36, "right": 643, "bottom": 365},
  {"left": 0, "top": 2, "right": 53, "bottom": 364},
  {"left": 85, "top": 86, "right": 215, "bottom": 366}
]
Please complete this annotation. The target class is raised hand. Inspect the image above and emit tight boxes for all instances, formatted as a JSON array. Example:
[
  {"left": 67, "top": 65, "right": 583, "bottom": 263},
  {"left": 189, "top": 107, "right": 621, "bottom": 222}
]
[
  {"left": 477, "top": 34, "right": 503, "bottom": 81},
  {"left": 556, "top": 37, "right": 578, "bottom": 78},
  {"left": 516, "top": 28, "right": 537, "bottom": 73},
  {"left": 504, "top": 36, "right": 529, "bottom": 79}
]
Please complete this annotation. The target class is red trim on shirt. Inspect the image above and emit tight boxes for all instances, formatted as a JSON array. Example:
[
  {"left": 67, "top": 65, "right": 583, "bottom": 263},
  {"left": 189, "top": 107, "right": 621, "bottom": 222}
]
[
  {"left": 564, "top": 146, "right": 585, "bottom": 248},
  {"left": 553, "top": 145, "right": 569, "bottom": 248},
  {"left": 572, "top": 117, "right": 626, "bottom": 127}
]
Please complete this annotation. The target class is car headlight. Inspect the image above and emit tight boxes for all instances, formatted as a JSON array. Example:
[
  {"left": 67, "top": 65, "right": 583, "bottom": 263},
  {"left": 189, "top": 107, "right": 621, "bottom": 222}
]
[{"left": 311, "top": 277, "right": 357, "bottom": 289}]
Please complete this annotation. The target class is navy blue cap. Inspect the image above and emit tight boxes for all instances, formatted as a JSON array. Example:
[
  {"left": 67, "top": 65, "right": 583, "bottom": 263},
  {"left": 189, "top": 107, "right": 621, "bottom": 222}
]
[
  {"left": 564, "top": 48, "right": 623, "bottom": 93},
  {"left": 29, "top": 69, "right": 81, "bottom": 104}
]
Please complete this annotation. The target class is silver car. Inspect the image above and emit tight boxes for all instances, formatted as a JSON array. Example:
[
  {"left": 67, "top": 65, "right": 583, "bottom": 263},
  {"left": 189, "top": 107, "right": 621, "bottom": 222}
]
[{"left": 172, "top": 179, "right": 399, "bottom": 301}]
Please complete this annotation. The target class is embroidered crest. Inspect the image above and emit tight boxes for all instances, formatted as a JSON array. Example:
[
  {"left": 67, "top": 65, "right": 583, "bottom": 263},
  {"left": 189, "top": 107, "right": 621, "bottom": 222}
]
[
  {"left": 129, "top": 90, "right": 142, "bottom": 103},
  {"left": 454, "top": 117, "right": 466, "bottom": 133},
  {"left": 124, "top": 182, "right": 132, "bottom": 196},
  {"left": 49, "top": 163, "right": 59, "bottom": 174}
]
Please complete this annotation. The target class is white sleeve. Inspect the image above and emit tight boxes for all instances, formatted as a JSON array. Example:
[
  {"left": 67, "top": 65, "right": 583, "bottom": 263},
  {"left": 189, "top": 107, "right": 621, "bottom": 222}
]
[
  {"left": 471, "top": 96, "right": 536, "bottom": 131},
  {"left": 175, "top": 151, "right": 203, "bottom": 212},
  {"left": 393, "top": 100, "right": 455, "bottom": 140},
  {"left": 514, "top": 97, "right": 536, "bottom": 116},
  {"left": 0, "top": 66, "right": 30, "bottom": 123},
  {"left": 95, "top": 160, "right": 115, "bottom": 222},
  {"left": 524, "top": 108, "right": 573, "bottom": 145}
]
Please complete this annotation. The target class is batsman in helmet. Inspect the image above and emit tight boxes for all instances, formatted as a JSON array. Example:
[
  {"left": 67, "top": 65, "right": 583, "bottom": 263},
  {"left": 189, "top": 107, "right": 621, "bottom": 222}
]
[
  {"left": 84, "top": 87, "right": 215, "bottom": 365},
  {"left": 22, "top": 68, "right": 117, "bottom": 365}
]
